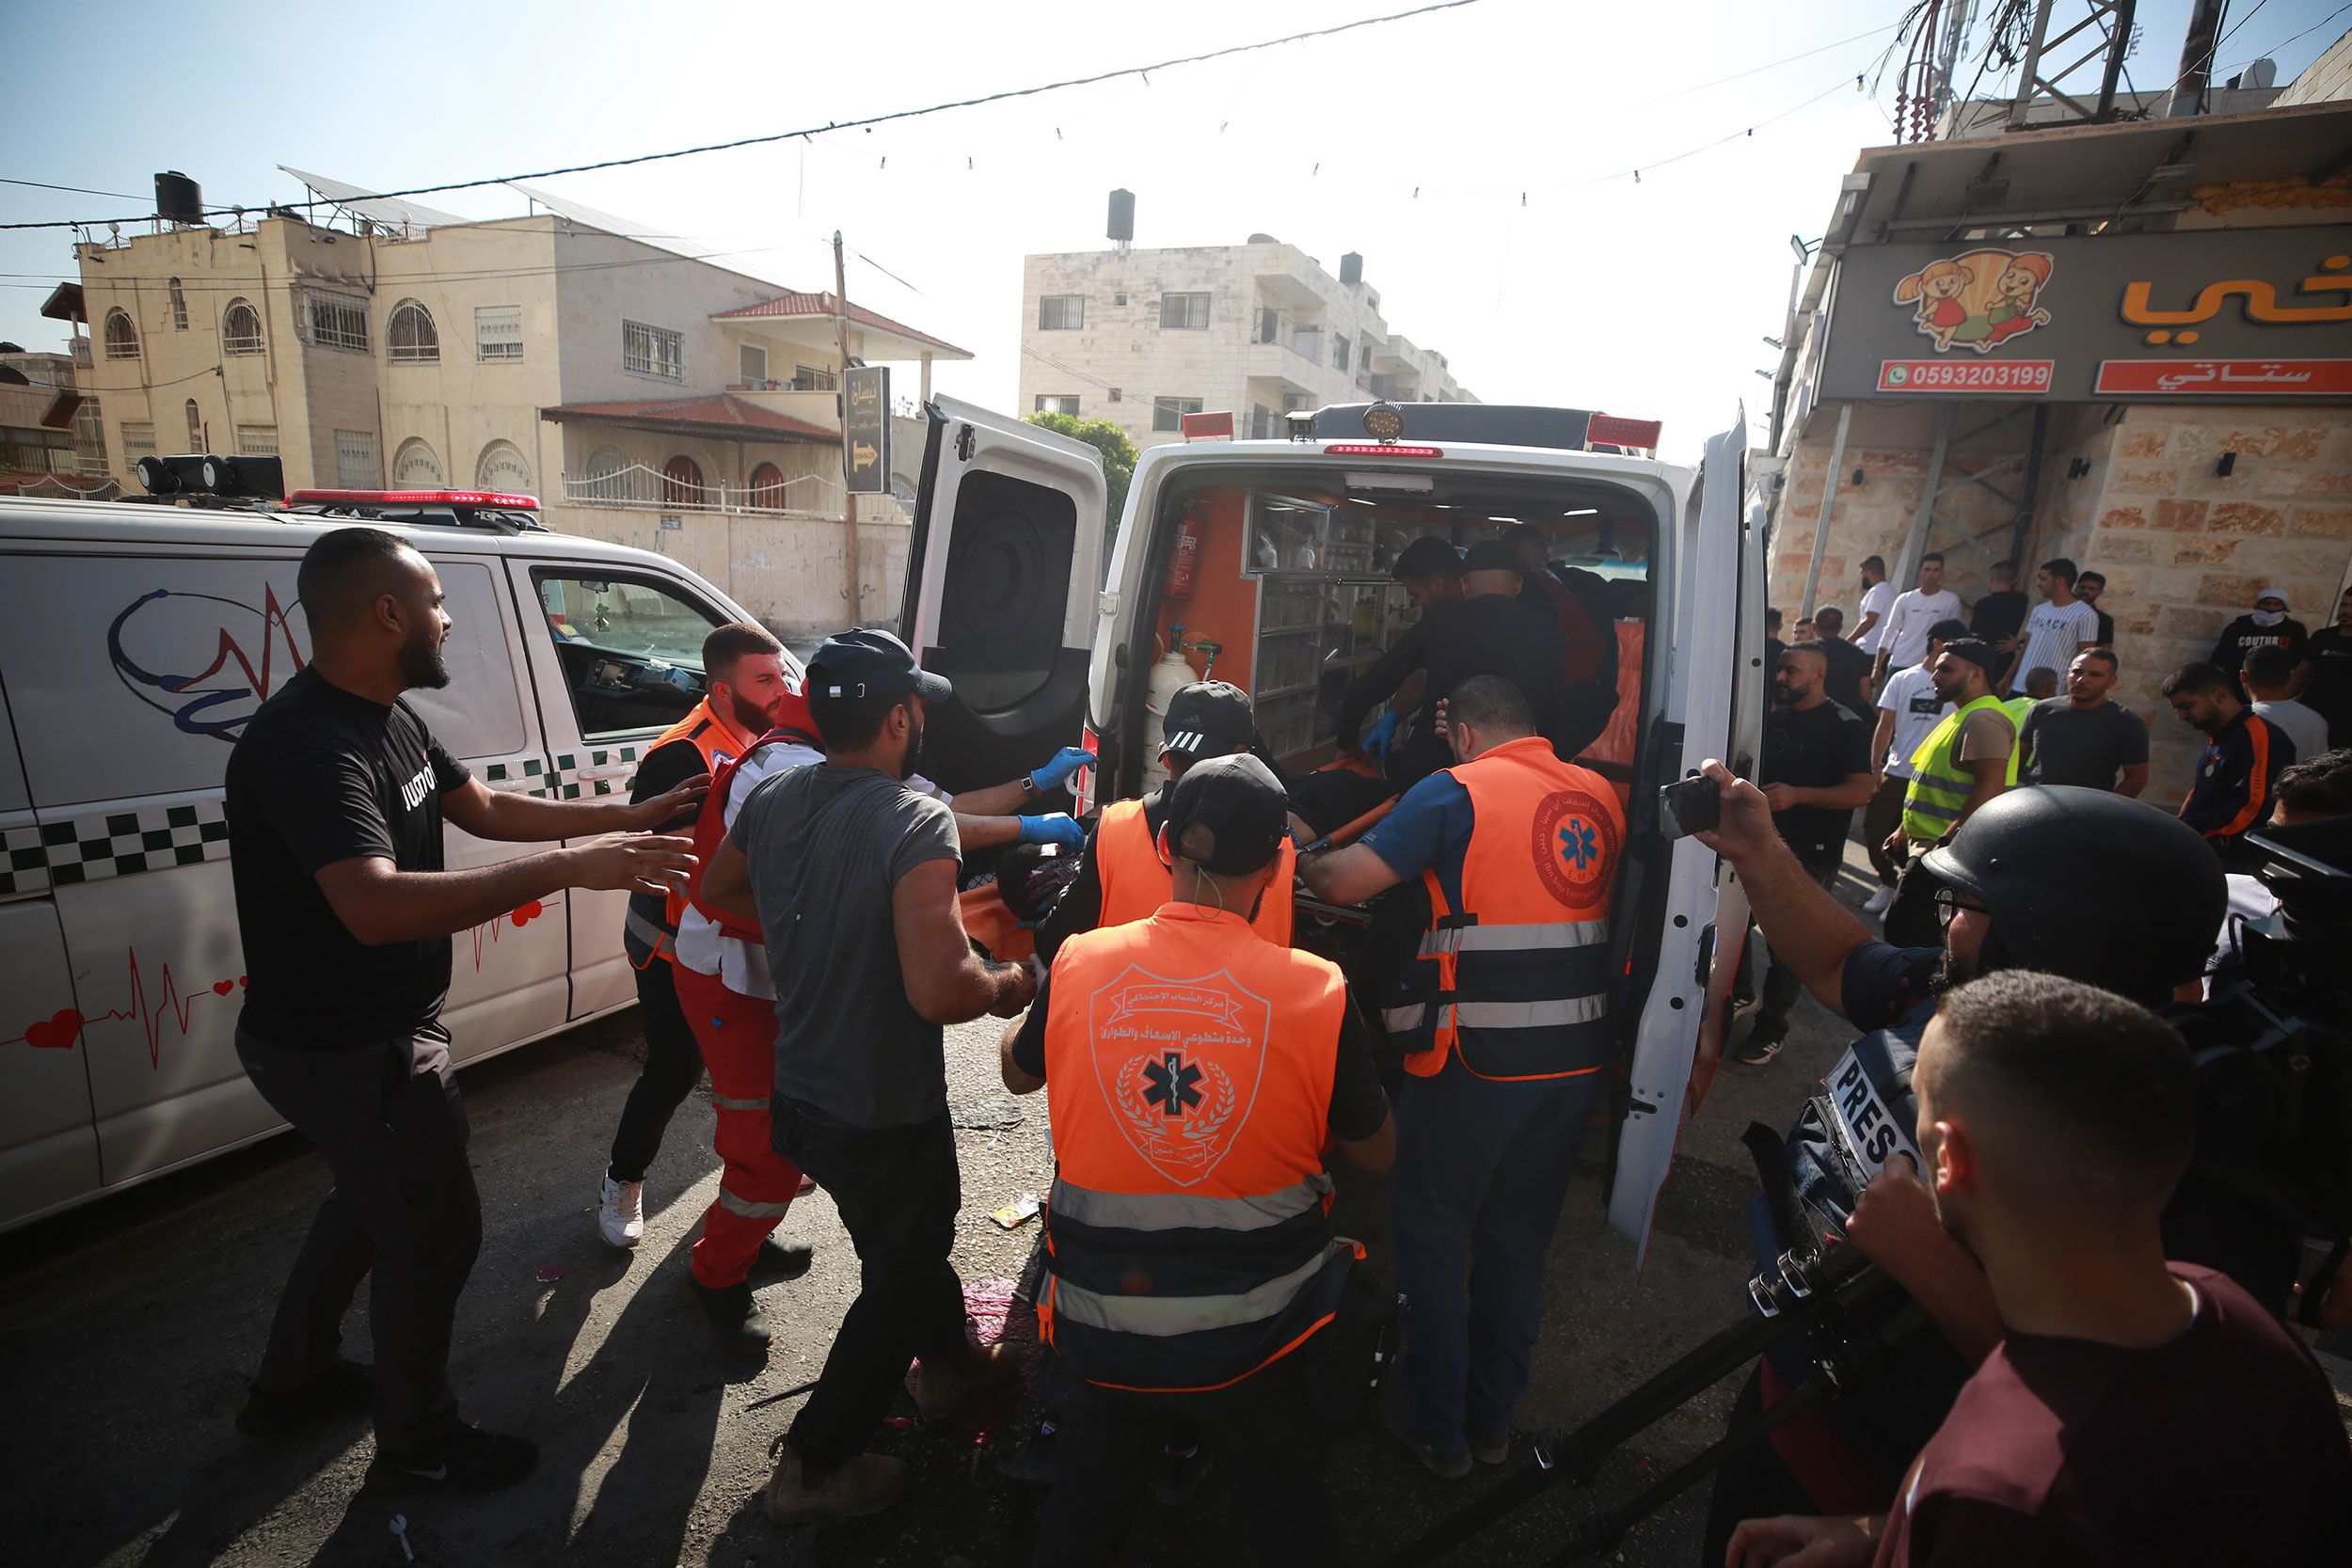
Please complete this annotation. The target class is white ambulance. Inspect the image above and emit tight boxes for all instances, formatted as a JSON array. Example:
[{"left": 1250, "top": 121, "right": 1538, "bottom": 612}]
[
  {"left": 900, "top": 396, "right": 1768, "bottom": 1257},
  {"left": 0, "top": 487, "right": 804, "bottom": 1233}
]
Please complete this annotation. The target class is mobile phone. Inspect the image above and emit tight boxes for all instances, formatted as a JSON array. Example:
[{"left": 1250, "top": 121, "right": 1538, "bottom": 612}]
[{"left": 1659, "top": 775, "right": 1722, "bottom": 841}]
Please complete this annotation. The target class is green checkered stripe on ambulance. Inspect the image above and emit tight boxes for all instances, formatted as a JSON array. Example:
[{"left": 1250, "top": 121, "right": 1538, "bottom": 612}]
[{"left": 550, "top": 746, "right": 642, "bottom": 800}]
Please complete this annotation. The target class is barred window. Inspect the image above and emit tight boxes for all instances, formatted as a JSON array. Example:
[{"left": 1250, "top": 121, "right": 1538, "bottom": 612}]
[
  {"left": 475, "top": 305, "right": 522, "bottom": 362},
  {"left": 222, "top": 299, "right": 263, "bottom": 356},
  {"left": 119, "top": 420, "right": 156, "bottom": 460},
  {"left": 167, "top": 277, "right": 188, "bottom": 331},
  {"left": 623, "top": 320, "right": 684, "bottom": 381},
  {"left": 184, "top": 399, "right": 203, "bottom": 451},
  {"left": 103, "top": 309, "right": 140, "bottom": 360},
  {"left": 388, "top": 301, "right": 439, "bottom": 365},
  {"left": 235, "top": 423, "right": 278, "bottom": 456},
  {"left": 307, "top": 294, "right": 370, "bottom": 352}
]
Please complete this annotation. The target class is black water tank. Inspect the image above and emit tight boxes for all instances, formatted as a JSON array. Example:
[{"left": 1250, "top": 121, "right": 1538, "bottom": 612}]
[
  {"left": 1106, "top": 188, "right": 1135, "bottom": 244},
  {"left": 155, "top": 171, "right": 203, "bottom": 224},
  {"left": 1340, "top": 252, "right": 1363, "bottom": 286}
]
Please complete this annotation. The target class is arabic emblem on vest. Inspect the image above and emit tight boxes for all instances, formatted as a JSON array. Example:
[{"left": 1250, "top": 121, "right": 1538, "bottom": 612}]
[{"left": 1089, "top": 964, "right": 1270, "bottom": 1186}]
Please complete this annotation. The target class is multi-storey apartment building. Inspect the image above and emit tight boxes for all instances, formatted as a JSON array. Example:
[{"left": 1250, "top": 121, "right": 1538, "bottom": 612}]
[{"left": 1017, "top": 236, "right": 1474, "bottom": 451}]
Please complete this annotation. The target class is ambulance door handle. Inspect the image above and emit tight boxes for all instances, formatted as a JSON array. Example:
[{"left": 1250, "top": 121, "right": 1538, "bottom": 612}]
[
  {"left": 487, "top": 778, "right": 540, "bottom": 795},
  {"left": 575, "top": 764, "right": 632, "bottom": 783}
]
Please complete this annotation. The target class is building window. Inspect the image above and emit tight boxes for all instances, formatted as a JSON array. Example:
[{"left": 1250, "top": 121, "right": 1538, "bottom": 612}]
[
  {"left": 167, "top": 277, "right": 188, "bottom": 331},
  {"left": 103, "top": 309, "right": 140, "bottom": 360},
  {"left": 477, "top": 440, "right": 533, "bottom": 493},
  {"left": 624, "top": 320, "right": 684, "bottom": 381},
  {"left": 388, "top": 301, "right": 439, "bottom": 365},
  {"left": 661, "top": 454, "right": 706, "bottom": 505},
  {"left": 790, "top": 363, "right": 835, "bottom": 391},
  {"left": 74, "top": 395, "right": 106, "bottom": 474},
  {"left": 1038, "top": 294, "right": 1085, "bottom": 330},
  {"left": 236, "top": 423, "right": 278, "bottom": 456},
  {"left": 475, "top": 305, "right": 522, "bottom": 362},
  {"left": 747, "top": 461, "right": 787, "bottom": 508},
  {"left": 392, "top": 437, "right": 446, "bottom": 486},
  {"left": 307, "top": 294, "right": 371, "bottom": 352},
  {"left": 1160, "top": 293, "right": 1210, "bottom": 330},
  {"left": 1334, "top": 335, "right": 1350, "bottom": 372},
  {"left": 1254, "top": 307, "right": 1281, "bottom": 344},
  {"left": 222, "top": 298, "right": 263, "bottom": 356},
  {"left": 1249, "top": 404, "right": 1271, "bottom": 439},
  {"left": 739, "top": 342, "right": 770, "bottom": 388},
  {"left": 119, "top": 420, "right": 156, "bottom": 462},
  {"left": 1108, "top": 387, "right": 1122, "bottom": 403},
  {"left": 334, "top": 428, "right": 378, "bottom": 487},
  {"left": 184, "top": 399, "right": 204, "bottom": 451},
  {"left": 1113, "top": 293, "right": 1128, "bottom": 307},
  {"left": 0, "top": 425, "right": 76, "bottom": 475},
  {"left": 1034, "top": 394, "right": 1080, "bottom": 416},
  {"left": 1152, "top": 397, "right": 1203, "bottom": 433}
]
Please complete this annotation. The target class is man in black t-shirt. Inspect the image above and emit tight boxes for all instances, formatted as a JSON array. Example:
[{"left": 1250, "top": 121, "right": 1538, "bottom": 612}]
[
  {"left": 2294, "top": 587, "right": 2352, "bottom": 748},
  {"left": 1810, "top": 607, "right": 1874, "bottom": 717},
  {"left": 226, "top": 528, "right": 701, "bottom": 1493},
  {"left": 2074, "top": 571, "right": 2115, "bottom": 647},
  {"left": 1730, "top": 642, "right": 1872, "bottom": 1067}
]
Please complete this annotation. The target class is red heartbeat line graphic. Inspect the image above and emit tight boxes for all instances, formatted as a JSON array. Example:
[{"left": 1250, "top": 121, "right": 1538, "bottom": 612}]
[
  {"left": 6, "top": 902, "right": 565, "bottom": 1062},
  {"left": 183, "top": 583, "right": 306, "bottom": 703}
]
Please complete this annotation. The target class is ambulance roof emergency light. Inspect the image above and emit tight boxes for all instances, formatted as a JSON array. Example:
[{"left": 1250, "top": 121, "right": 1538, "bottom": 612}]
[{"left": 284, "top": 488, "right": 541, "bottom": 509}]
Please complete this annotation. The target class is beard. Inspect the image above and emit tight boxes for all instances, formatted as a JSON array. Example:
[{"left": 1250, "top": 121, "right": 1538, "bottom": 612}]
[
  {"left": 722, "top": 688, "right": 773, "bottom": 736},
  {"left": 399, "top": 622, "right": 451, "bottom": 689},
  {"left": 902, "top": 710, "right": 928, "bottom": 781}
]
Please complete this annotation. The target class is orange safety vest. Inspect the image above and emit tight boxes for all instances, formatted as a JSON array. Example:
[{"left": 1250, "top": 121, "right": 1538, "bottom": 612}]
[
  {"left": 1038, "top": 903, "right": 1359, "bottom": 1392},
  {"left": 1383, "top": 735, "right": 1623, "bottom": 1082},
  {"left": 1094, "top": 797, "right": 1297, "bottom": 946},
  {"left": 625, "top": 695, "right": 758, "bottom": 967}
]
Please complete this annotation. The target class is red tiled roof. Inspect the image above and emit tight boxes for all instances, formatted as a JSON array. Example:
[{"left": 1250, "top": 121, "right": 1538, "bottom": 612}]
[
  {"left": 539, "top": 392, "right": 838, "bottom": 444},
  {"left": 710, "top": 291, "right": 970, "bottom": 358}
]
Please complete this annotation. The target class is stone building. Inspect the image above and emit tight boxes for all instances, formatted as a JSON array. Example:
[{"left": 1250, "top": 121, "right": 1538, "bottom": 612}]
[
  {"left": 44, "top": 176, "right": 969, "bottom": 635},
  {"left": 1017, "top": 234, "right": 1473, "bottom": 451},
  {"left": 1763, "top": 81, "right": 2352, "bottom": 807}
]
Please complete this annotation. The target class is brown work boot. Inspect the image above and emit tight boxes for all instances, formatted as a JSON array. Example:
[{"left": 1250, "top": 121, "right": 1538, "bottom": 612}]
[
  {"left": 760, "top": 1442, "right": 908, "bottom": 1525},
  {"left": 914, "top": 1339, "right": 1022, "bottom": 1423}
]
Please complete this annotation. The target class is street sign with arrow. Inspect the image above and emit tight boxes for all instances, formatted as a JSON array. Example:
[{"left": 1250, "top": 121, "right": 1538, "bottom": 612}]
[{"left": 844, "top": 365, "right": 890, "bottom": 495}]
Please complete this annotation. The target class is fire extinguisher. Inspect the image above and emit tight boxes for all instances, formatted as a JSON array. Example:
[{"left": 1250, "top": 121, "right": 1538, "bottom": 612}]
[{"left": 1162, "top": 506, "right": 1201, "bottom": 602}]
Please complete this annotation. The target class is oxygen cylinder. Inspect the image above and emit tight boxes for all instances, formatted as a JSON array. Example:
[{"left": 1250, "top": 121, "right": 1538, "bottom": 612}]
[{"left": 1141, "top": 625, "right": 1198, "bottom": 790}]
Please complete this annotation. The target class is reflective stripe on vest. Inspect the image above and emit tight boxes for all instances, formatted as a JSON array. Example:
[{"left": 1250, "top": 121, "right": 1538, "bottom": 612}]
[
  {"left": 1899, "top": 695, "right": 2018, "bottom": 843},
  {"left": 626, "top": 698, "right": 757, "bottom": 966},
  {"left": 1095, "top": 798, "right": 1296, "bottom": 946},
  {"left": 1394, "top": 736, "right": 1622, "bottom": 1083},
  {"left": 1039, "top": 906, "right": 1351, "bottom": 1392}
]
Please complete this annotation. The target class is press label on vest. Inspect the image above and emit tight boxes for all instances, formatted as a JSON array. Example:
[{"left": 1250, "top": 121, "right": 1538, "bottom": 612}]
[
  {"left": 1089, "top": 964, "right": 1269, "bottom": 1188},
  {"left": 1531, "top": 787, "right": 1620, "bottom": 907},
  {"left": 1823, "top": 1045, "right": 1923, "bottom": 1180}
]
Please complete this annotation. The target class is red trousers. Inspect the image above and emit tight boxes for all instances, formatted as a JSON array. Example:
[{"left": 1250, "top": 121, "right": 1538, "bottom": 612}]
[{"left": 675, "top": 962, "right": 803, "bottom": 1289}]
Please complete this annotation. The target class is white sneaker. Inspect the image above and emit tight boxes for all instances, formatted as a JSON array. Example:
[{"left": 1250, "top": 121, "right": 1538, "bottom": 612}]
[
  {"left": 1863, "top": 885, "right": 1897, "bottom": 915},
  {"left": 598, "top": 1176, "right": 644, "bottom": 1249}
]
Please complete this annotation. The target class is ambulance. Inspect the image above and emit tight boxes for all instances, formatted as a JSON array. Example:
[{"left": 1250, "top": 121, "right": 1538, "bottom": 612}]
[
  {"left": 0, "top": 486, "right": 799, "bottom": 1232},
  {"left": 899, "top": 395, "right": 1768, "bottom": 1257}
]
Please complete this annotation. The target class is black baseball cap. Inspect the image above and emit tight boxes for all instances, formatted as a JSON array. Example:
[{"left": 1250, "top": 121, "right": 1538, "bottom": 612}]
[
  {"left": 1166, "top": 752, "right": 1290, "bottom": 876},
  {"left": 1161, "top": 680, "right": 1256, "bottom": 761},
  {"left": 805, "top": 627, "right": 952, "bottom": 703},
  {"left": 1462, "top": 539, "right": 1520, "bottom": 574}
]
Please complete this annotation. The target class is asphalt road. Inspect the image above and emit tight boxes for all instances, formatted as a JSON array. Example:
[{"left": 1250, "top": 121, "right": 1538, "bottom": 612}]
[{"left": 24, "top": 852, "right": 2332, "bottom": 1567}]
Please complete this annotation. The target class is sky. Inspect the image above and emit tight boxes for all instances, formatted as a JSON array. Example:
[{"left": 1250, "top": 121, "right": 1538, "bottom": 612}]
[{"left": 4, "top": 0, "right": 2344, "bottom": 461}]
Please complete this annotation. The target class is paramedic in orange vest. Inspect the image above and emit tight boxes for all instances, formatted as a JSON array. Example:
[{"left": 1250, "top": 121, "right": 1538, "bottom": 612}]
[
  {"left": 1000, "top": 752, "right": 1393, "bottom": 1564},
  {"left": 668, "top": 683, "right": 1094, "bottom": 1354},
  {"left": 1300, "top": 673, "right": 1625, "bottom": 1481},
  {"left": 599, "top": 623, "right": 787, "bottom": 1249},
  {"left": 1034, "top": 680, "right": 1295, "bottom": 961}
]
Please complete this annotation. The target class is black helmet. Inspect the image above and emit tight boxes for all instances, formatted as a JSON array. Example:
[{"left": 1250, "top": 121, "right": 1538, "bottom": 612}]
[{"left": 1920, "top": 785, "right": 2225, "bottom": 1005}]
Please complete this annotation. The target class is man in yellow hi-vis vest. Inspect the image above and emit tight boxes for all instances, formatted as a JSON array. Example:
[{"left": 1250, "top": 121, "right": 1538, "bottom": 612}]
[{"left": 1883, "top": 638, "right": 2017, "bottom": 946}]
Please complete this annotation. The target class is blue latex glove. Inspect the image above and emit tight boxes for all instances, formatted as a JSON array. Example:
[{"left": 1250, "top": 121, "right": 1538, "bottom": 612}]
[
  {"left": 1363, "top": 711, "right": 1402, "bottom": 762},
  {"left": 1018, "top": 813, "right": 1087, "bottom": 848},
  {"left": 1028, "top": 745, "right": 1098, "bottom": 794}
]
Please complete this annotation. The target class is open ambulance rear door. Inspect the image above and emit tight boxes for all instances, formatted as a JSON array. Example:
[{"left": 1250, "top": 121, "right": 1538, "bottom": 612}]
[
  {"left": 898, "top": 396, "right": 1107, "bottom": 798},
  {"left": 1607, "top": 418, "right": 1766, "bottom": 1266}
]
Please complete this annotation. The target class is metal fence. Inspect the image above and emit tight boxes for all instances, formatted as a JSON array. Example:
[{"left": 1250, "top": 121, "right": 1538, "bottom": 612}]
[{"left": 562, "top": 462, "right": 850, "bottom": 518}]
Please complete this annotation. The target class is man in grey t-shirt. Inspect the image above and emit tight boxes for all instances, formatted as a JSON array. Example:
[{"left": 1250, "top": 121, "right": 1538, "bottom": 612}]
[
  {"left": 700, "top": 628, "right": 1035, "bottom": 1526},
  {"left": 2019, "top": 647, "right": 2150, "bottom": 795}
]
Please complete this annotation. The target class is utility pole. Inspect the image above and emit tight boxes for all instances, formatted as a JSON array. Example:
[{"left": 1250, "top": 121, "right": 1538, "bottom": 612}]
[
  {"left": 2169, "top": 0, "right": 2227, "bottom": 117},
  {"left": 834, "top": 230, "right": 862, "bottom": 626}
]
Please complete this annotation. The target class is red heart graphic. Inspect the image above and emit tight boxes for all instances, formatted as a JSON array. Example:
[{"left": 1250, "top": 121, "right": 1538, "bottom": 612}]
[
  {"left": 24, "top": 1008, "right": 85, "bottom": 1050},
  {"left": 213, "top": 980, "right": 235, "bottom": 997},
  {"left": 511, "top": 899, "right": 545, "bottom": 927}
]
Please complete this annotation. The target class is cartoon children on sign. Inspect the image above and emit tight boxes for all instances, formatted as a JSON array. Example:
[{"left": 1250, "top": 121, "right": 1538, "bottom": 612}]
[{"left": 1892, "top": 248, "right": 2057, "bottom": 354}]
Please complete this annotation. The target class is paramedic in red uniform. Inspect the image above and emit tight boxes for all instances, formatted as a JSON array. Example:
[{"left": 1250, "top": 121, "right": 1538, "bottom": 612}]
[
  {"left": 1000, "top": 752, "right": 1394, "bottom": 1563},
  {"left": 225, "top": 528, "right": 702, "bottom": 1493},
  {"left": 1300, "top": 673, "right": 1624, "bottom": 1480}
]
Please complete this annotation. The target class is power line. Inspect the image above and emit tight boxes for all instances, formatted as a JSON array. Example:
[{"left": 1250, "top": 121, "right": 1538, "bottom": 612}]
[
  {"left": 1656, "top": 18, "right": 1910, "bottom": 101},
  {"left": 0, "top": 0, "right": 1489, "bottom": 234},
  {"left": 0, "top": 178, "right": 148, "bottom": 202},
  {"left": 2221, "top": 1, "right": 2352, "bottom": 71}
]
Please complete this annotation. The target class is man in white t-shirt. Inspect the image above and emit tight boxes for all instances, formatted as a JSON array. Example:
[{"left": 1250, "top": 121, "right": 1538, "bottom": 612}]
[
  {"left": 1852, "top": 554, "right": 1896, "bottom": 657},
  {"left": 1871, "top": 552, "right": 1964, "bottom": 686},
  {"left": 2006, "top": 557, "right": 2103, "bottom": 696},
  {"left": 1860, "top": 616, "right": 1966, "bottom": 913}
]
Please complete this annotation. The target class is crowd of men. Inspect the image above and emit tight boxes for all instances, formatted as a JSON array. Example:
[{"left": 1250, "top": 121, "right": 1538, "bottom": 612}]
[{"left": 213, "top": 522, "right": 2352, "bottom": 1564}]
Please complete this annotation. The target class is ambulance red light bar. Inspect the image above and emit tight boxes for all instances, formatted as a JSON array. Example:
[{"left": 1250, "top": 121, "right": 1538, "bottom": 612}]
[
  {"left": 1181, "top": 410, "right": 1235, "bottom": 441},
  {"left": 286, "top": 488, "right": 541, "bottom": 509},
  {"left": 1322, "top": 443, "right": 1445, "bottom": 459},
  {"left": 1586, "top": 415, "right": 1662, "bottom": 452}
]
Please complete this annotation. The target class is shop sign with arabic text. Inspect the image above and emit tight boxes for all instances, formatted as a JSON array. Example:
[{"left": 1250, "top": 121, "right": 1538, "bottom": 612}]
[{"left": 1818, "top": 226, "right": 2351, "bottom": 403}]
